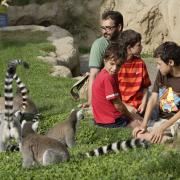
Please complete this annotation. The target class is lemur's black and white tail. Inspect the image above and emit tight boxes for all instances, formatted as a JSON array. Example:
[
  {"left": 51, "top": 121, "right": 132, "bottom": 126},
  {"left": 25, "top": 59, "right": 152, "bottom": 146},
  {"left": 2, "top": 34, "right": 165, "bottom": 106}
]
[
  {"left": 85, "top": 138, "right": 150, "bottom": 158},
  {"left": 4, "top": 59, "right": 29, "bottom": 122},
  {"left": 32, "top": 113, "right": 41, "bottom": 122}
]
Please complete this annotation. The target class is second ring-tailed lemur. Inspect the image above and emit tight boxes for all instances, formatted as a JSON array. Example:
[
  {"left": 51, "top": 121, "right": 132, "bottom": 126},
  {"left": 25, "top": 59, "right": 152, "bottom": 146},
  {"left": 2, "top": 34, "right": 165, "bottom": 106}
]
[
  {"left": 46, "top": 109, "right": 84, "bottom": 148},
  {"left": 21, "top": 120, "right": 70, "bottom": 168}
]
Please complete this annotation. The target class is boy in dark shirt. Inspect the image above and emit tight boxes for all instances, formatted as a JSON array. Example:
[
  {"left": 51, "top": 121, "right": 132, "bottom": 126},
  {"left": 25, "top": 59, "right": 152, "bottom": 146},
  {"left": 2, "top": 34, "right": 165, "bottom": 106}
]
[{"left": 133, "top": 41, "right": 180, "bottom": 143}]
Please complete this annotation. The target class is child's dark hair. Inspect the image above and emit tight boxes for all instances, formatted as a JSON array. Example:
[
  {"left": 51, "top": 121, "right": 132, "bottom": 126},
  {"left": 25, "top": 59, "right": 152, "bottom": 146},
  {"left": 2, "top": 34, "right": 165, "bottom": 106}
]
[
  {"left": 118, "top": 29, "right": 142, "bottom": 59},
  {"left": 102, "top": 10, "right": 124, "bottom": 29},
  {"left": 104, "top": 42, "right": 125, "bottom": 65},
  {"left": 153, "top": 41, "right": 180, "bottom": 66}
]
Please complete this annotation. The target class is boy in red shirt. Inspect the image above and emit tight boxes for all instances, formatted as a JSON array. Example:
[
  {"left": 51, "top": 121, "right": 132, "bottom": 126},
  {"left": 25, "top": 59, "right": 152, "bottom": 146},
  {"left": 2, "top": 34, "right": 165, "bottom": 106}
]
[
  {"left": 92, "top": 42, "right": 142, "bottom": 128},
  {"left": 118, "top": 30, "right": 151, "bottom": 116}
]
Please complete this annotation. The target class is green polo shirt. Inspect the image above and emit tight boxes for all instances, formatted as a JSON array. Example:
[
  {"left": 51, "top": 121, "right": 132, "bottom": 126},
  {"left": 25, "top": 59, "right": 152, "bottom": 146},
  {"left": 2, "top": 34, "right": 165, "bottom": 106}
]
[{"left": 89, "top": 36, "right": 109, "bottom": 69}]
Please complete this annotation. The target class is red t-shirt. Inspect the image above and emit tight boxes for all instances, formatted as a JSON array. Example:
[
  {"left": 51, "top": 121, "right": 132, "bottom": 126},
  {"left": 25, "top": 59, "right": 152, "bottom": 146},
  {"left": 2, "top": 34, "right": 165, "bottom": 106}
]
[
  {"left": 118, "top": 57, "right": 151, "bottom": 108},
  {"left": 92, "top": 68, "right": 122, "bottom": 124}
]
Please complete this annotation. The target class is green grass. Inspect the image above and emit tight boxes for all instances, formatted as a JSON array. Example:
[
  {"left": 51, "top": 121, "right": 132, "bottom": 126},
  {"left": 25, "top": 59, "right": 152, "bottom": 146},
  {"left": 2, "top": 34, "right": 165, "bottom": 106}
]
[{"left": 0, "top": 32, "right": 180, "bottom": 179}]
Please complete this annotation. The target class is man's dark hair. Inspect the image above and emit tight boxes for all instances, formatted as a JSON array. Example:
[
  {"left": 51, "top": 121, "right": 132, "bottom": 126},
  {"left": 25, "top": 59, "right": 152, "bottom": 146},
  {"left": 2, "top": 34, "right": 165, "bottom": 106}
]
[
  {"left": 102, "top": 10, "right": 124, "bottom": 29},
  {"left": 118, "top": 29, "right": 142, "bottom": 60},
  {"left": 153, "top": 41, "right": 180, "bottom": 66}
]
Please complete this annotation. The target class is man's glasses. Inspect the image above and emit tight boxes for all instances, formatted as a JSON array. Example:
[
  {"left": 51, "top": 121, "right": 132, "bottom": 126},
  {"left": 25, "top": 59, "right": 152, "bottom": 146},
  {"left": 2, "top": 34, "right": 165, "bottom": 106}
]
[{"left": 100, "top": 26, "right": 116, "bottom": 31}]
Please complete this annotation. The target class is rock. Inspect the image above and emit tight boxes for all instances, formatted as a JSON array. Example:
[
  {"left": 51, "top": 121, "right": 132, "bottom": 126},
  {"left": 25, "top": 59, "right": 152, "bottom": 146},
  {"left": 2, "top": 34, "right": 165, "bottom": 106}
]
[
  {"left": 48, "top": 52, "right": 57, "bottom": 58},
  {"left": 53, "top": 36, "right": 79, "bottom": 76},
  {"left": 7, "top": 0, "right": 180, "bottom": 51},
  {"left": 37, "top": 56, "right": 57, "bottom": 65},
  {"left": 101, "top": 0, "right": 180, "bottom": 52},
  {"left": 79, "top": 54, "right": 89, "bottom": 74},
  {"left": 50, "top": 65, "right": 72, "bottom": 77}
]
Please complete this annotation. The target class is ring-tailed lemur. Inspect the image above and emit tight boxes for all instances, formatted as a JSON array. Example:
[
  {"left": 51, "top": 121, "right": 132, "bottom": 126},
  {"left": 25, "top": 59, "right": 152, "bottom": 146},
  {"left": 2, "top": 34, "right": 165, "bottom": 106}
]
[
  {"left": 85, "top": 138, "right": 150, "bottom": 158},
  {"left": 0, "top": 60, "right": 39, "bottom": 123},
  {"left": 46, "top": 109, "right": 84, "bottom": 148},
  {"left": 0, "top": 59, "right": 29, "bottom": 152},
  {"left": 21, "top": 120, "right": 70, "bottom": 168}
]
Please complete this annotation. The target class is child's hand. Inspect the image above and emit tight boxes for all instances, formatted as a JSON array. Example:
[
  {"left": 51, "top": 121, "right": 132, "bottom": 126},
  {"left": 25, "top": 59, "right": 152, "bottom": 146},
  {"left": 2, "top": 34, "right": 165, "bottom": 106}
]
[
  {"left": 132, "top": 125, "right": 146, "bottom": 137},
  {"left": 137, "top": 102, "right": 146, "bottom": 114},
  {"left": 150, "top": 127, "right": 164, "bottom": 143},
  {"left": 125, "top": 104, "right": 137, "bottom": 113}
]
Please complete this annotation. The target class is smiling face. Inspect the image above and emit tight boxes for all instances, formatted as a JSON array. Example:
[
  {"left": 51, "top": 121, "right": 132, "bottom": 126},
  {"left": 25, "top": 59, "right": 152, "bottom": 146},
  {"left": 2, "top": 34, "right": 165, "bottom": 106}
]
[
  {"left": 104, "top": 58, "right": 121, "bottom": 75},
  {"left": 101, "top": 18, "right": 121, "bottom": 41}
]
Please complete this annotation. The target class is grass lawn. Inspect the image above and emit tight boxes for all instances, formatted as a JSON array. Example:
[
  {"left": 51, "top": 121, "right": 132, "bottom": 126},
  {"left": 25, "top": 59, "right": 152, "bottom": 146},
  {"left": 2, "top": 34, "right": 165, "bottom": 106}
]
[{"left": 0, "top": 30, "right": 180, "bottom": 179}]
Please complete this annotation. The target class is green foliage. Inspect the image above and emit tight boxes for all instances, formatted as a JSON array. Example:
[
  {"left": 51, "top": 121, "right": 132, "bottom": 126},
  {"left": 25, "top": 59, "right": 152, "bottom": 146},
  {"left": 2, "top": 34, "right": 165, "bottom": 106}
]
[
  {"left": 141, "top": 52, "right": 153, "bottom": 58},
  {"left": 78, "top": 46, "right": 91, "bottom": 54},
  {"left": 0, "top": 32, "right": 180, "bottom": 179}
]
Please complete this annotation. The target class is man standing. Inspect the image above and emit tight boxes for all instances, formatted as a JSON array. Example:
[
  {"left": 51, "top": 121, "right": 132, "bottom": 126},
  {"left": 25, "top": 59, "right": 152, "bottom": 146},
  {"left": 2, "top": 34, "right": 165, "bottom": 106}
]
[{"left": 83, "top": 10, "right": 124, "bottom": 108}]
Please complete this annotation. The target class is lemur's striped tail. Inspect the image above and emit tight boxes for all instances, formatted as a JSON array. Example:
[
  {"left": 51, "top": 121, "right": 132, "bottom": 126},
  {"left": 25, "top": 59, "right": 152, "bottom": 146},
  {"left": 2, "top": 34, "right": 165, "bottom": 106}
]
[
  {"left": 32, "top": 113, "right": 41, "bottom": 122},
  {"left": 4, "top": 59, "right": 29, "bottom": 122},
  {"left": 85, "top": 138, "right": 150, "bottom": 158},
  {"left": 13, "top": 74, "right": 28, "bottom": 109}
]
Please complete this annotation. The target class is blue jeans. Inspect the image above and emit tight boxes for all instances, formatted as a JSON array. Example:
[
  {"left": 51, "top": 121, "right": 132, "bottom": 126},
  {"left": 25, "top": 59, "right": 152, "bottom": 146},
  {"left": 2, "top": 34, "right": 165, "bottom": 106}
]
[
  {"left": 0, "top": 13, "right": 8, "bottom": 27},
  {"left": 95, "top": 116, "right": 130, "bottom": 128}
]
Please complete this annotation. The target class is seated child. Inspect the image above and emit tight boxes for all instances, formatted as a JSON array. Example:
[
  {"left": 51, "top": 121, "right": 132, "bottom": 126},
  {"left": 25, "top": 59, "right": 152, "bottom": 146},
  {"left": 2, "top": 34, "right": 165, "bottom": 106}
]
[
  {"left": 92, "top": 42, "right": 142, "bottom": 128},
  {"left": 133, "top": 41, "right": 180, "bottom": 143},
  {"left": 118, "top": 30, "right": 151, "bottom": 116}
]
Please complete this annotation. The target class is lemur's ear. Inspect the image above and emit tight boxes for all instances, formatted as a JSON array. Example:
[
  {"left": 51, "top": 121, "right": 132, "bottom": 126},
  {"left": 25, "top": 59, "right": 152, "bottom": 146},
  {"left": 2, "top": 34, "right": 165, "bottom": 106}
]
[{"left": 32, "top": 121, "right": 39, "bottom": 132}]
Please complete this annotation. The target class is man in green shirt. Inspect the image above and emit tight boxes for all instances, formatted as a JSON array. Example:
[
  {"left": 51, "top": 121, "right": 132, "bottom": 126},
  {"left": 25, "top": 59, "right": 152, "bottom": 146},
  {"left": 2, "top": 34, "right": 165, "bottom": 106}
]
[{"left": 83, "top": 10, "right": 124, "bottom": 108}]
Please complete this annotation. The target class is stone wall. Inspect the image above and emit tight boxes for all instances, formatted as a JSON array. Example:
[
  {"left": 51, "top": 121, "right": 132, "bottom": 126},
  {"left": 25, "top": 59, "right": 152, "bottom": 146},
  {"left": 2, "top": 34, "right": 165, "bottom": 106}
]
[
  {"left": 7, "top": 0, "right": 180, "bottom": 52},
  {"left": 101, "top": 0, "right": 180, "bottom": 52}
]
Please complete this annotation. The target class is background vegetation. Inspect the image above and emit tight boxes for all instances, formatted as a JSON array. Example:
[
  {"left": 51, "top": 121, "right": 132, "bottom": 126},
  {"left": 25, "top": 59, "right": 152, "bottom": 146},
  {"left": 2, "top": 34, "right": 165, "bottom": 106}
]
[{"left": 0, "top": 31, "right": 179, "bottom": 179}]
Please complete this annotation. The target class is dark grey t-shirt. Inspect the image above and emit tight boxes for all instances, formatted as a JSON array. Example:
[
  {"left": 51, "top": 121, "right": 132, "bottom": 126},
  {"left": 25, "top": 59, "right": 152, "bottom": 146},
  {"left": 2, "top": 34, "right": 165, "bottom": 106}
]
[{"left": 153, "top": 71, "right": 180, "bottom": 118}]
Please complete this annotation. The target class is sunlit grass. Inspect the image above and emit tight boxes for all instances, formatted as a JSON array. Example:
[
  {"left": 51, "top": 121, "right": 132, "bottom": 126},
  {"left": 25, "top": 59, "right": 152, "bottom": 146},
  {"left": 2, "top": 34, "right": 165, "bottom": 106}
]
[{"left": 0, "top": 31, "right": 179, "bottom": 179}]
